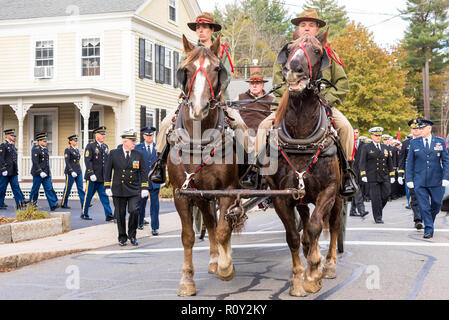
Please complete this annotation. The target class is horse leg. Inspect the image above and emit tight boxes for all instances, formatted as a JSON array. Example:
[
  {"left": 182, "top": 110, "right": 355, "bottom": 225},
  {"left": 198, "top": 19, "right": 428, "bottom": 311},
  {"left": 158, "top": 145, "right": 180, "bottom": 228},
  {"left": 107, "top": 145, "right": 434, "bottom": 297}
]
[
  {"left": 323, "top": 196, "right": 342, "bottom": 279},
  {"left": 273, "top": 198, "right": 307, "bottom": 297},
  {"left": 303, "top": 188, "right": 337, "bottom": 293},
  {"left": 297, "top": 204, "right": 310, "bottom": 257},
  {"left": 196, "top": 200, "right": 219, "bottom": 274},
  {"left": 175, "top": 198, "right": 197, "bottom": 296},
  {"left": 216, "top": 196, "right": 236, "bottom": 281}
]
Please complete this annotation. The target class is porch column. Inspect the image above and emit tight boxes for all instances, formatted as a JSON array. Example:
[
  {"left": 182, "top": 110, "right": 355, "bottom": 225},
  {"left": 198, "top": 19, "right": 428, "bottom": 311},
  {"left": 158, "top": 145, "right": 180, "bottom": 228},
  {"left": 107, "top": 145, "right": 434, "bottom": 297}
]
[
  {"left": 10, "top": 100, "right": 33, "bottom": 181},
  {"left": 74, "top": 97, "right": 93, "bottom": 151},
  {"left": 112, "top": 103, "right": 121, "bottom": 146}
]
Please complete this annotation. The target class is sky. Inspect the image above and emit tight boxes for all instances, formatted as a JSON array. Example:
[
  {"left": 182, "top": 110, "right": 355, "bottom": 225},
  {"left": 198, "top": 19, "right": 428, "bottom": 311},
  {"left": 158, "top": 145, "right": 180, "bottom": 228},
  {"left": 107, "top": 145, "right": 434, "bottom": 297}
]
[{"left": 196, "top": 0, "right": 410, "bottom": 47}]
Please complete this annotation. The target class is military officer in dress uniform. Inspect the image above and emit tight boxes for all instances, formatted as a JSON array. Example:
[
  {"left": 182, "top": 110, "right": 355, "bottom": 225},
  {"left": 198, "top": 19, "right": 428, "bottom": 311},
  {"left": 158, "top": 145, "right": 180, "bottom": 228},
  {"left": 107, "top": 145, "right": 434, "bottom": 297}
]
[
  {"left": 82, "top": 126, "right": 113, "bottom": 221},
  {"left": 398, "top": 119, "right": 423, "bottom": 229},
  {"left": 61, "top": 134, "right": 85, "bottom": 209},
  {"left": 29, "top": 132, "right": 59, "bottom": 211},
  {"left": 406, "top": 119, "right": 449, "bottom": 238},
  {"left": 359, "top": 127, "right": 395, "bottom": 223},
  {"left": 135, "top": 126, "right": 161, "bottom": 234},
  {"left": 104, "top": 129, "right": 149, "bottom": 246},
  {"left": 0, "top": 129, "right": 27, "bottom": 209},
  {"left": 350, "top": 128, "right": 368, "bottom": 216}
]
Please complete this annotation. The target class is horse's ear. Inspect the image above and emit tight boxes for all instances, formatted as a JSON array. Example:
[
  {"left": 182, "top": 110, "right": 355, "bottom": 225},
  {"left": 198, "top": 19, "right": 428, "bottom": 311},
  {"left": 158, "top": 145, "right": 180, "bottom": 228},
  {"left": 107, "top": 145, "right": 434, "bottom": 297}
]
[
  {"left": 277, "top": 43, "right": 289, "bottom": 66},
  {"left": 182, "top": 34, "right": 194, "bottom": 54},
  {"left": 211, "top": 34, "right": 221, "bottom": 56},
  {"left": 176, "top": 68, "right": 187, "bottom": 91},
  {"left": 320, "top": 49, "right": 330, "bottom": 72},
  {"left": 317, "top": 27, "right": 329, "bottom": 46}
]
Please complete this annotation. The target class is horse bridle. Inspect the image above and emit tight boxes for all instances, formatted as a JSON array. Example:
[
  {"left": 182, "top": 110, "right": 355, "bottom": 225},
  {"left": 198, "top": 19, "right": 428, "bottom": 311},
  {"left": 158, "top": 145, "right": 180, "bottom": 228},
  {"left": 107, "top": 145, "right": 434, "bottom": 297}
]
[{"left": 287, "top": 43, "right": 314, "bottom": 79}]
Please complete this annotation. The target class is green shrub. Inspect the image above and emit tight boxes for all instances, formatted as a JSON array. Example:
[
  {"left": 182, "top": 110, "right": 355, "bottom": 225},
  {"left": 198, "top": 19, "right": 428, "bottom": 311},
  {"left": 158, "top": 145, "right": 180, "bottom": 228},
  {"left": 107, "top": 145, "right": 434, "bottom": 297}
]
[
  {"left": 159, "top": 185, "right": 173, "bottom": 198},
  {"left": 15, "top": 204, "right": 50, "bottom": 222}
]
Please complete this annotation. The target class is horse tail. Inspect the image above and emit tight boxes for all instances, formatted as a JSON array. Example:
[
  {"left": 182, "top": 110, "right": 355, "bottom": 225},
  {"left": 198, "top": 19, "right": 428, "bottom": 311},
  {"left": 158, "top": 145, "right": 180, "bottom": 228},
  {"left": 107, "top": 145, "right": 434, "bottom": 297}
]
[{"left": 274, "top": 89, "right": 290, "bottom": 126}]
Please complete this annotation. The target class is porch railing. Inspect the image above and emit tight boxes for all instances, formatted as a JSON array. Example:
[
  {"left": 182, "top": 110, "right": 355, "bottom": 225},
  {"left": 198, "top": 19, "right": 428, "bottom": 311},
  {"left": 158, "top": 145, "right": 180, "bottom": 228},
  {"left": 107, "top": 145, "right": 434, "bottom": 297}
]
[{"left": 21, "top": 156, "right": 85, "bottom": 180}]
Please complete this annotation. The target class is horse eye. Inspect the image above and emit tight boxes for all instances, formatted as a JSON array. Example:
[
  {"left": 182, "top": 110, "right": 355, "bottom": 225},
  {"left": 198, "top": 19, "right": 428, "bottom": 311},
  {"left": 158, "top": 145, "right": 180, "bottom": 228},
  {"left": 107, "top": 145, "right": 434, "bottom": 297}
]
[
  {"left": 314, "top": 49, "right": 320, "bottom": 55},
  {"left": 214, "top": 66, "right": 221, "bottom": 72}
]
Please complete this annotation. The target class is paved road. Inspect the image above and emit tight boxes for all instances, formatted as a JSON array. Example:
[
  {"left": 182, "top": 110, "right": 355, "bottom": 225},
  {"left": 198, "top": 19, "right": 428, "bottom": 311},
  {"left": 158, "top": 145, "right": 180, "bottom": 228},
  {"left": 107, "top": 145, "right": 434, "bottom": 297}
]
[
  {"left": 1, "top": 197, "right": 449, "bottom": 301},
  {"left": 0, "top": 198, "right": 176, "bottom": 230}
]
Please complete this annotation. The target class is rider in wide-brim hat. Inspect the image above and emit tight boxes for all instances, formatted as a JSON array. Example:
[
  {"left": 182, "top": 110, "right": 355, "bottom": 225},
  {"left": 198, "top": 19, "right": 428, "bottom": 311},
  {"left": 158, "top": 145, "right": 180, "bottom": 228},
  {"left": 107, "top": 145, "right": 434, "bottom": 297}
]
[
  {"left": 187, "top": 12, "right": 222, "bottom": 32},
  {"left": 291, "top": 8, "right": 326, "bottom": 28}
]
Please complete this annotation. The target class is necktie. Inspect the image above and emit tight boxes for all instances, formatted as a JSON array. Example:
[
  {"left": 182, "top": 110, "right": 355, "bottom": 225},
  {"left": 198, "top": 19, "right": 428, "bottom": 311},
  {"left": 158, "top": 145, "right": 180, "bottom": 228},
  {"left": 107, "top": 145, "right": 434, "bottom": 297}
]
[
  {"left": 126, "top": 151, "right": 130, "bottom": 161},
  {"left": 425, "top": 139, "right": 429, "bottom": 150},
  {"left": 377, "top": 143, "right": 381, "bottom": 150}
]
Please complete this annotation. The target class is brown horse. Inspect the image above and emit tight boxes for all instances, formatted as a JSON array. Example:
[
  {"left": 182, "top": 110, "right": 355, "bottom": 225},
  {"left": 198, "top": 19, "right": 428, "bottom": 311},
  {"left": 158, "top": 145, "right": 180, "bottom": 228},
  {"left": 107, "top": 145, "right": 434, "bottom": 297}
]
[
  {"left": 264, "top": 29, "right": 343, "bottom": 296},
  {"left": 167, "top": 35, "right": 244, "bottom": 296}
]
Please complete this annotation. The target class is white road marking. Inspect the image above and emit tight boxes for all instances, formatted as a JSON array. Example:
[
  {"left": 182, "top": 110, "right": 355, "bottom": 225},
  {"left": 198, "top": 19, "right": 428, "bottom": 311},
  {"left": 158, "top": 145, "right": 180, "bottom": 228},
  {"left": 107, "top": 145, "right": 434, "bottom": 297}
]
[{"left": 85, "top": 240, "right": 449, "bottom": 255}]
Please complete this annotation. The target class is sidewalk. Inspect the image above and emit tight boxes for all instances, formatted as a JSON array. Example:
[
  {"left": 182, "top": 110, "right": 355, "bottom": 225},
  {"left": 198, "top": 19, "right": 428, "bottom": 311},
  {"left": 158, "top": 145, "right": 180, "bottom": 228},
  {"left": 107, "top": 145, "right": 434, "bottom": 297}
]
[{"left": 0, "top": 210, "right": 181, "bottom": 271}]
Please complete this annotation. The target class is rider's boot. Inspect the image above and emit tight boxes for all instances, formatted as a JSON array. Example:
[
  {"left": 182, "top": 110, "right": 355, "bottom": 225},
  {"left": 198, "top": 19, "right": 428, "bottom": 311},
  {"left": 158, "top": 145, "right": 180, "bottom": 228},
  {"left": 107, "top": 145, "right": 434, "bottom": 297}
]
[
  {"left": 149, "top": 144, "right": 170, "bottom": 184},
  {"left": 340, "top": 159, "right": 359, "bottom": 197}
]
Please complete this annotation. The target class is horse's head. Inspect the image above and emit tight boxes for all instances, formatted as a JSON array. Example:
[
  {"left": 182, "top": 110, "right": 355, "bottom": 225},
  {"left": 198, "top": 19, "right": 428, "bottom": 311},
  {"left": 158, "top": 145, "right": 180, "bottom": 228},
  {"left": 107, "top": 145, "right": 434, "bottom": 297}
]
[
  {"left": 177, "top": 34, "right": 228, "bottom": 121},
  {"left": 277, "top": 29, "right": 330, "bottom": 95}
]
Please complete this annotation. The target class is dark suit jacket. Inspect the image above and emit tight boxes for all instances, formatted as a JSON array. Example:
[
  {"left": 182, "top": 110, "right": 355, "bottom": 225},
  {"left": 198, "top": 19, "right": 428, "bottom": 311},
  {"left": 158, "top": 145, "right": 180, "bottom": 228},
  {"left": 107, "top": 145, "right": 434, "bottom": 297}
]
[
  {"left": 0, "top": 141, "right": 18, "bottom": 176},
  {"left": 359, "top": 142, "right": 394, "bottom": 183},
  {"left": 406, "top": 136, "right": 449, "bottom": 188},
  {"left": 134, "top": 141, "right": 160, "bottom": 189},
  {"left": 104, "top": 148, "right": 148, "bottom": 197},
  {"left": 31, "top": 145, "right": 51, "bottom": 177}
]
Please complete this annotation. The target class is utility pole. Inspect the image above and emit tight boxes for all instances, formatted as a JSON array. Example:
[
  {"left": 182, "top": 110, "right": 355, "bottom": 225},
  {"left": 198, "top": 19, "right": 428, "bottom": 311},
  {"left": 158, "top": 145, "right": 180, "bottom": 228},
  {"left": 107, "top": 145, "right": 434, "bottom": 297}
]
[{"left": 423, "top": 55, "right": 430, "bottom": 119}]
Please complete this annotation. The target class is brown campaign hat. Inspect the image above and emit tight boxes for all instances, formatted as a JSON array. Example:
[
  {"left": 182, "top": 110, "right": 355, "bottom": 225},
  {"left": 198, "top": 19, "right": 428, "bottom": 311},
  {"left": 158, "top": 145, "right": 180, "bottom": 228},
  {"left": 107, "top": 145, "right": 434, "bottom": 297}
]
[
  {"left": 291, "top": 9, "right": 326, "bottom": 28},
  {"left": 245, "top": 70, "right": 268, "bottom": 83},
  {"left": 187, "top": 12, "right": 222, "bottom": 32}
]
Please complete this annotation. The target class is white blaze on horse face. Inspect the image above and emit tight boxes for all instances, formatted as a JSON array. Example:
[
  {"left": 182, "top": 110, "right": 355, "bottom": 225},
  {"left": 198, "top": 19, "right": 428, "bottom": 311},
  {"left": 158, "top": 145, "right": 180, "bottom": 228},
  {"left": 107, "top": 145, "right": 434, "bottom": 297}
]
[
  {"left": 190, "top": 58, "right": 210, "bottom": 120},
  {"left": 287, "top": 47, "right": 310, "bottom": 92}
]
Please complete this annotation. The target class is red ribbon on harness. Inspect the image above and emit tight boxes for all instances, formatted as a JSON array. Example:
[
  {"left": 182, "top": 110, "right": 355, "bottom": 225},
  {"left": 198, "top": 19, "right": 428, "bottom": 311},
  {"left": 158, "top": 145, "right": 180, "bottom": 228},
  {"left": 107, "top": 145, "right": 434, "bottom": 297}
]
[
  {"left": 287, "top": 43, "right": 313, "bottom": 79},
  {"left": 220, "top": 43, "right": 234, "bottom": 73},
  {"left": 186, "top": 59, "right": 215, "bottom": 100},
  {"left": 325, "top": 45, "right": 344, "bottom": 66}
]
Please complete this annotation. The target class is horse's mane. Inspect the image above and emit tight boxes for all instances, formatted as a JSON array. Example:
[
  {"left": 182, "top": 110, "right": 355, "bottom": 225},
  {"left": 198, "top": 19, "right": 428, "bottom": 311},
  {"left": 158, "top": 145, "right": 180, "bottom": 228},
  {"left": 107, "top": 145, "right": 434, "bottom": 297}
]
[
  {"left": 181, "top": 46, "right": 218, "bottom": 69},
  {"left": 290, "top": 36, "right": 324, "bottom": 53},
  {"left": 274, "top": 89, "right": 291, "bottom": 126}
]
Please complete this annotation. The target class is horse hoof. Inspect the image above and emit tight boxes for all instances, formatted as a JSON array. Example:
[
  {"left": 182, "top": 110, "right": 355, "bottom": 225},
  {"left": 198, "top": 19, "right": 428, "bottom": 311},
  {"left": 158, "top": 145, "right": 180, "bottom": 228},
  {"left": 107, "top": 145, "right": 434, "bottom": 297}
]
[
  {"left": 303, "top": 278, "right": 322, "bottom": 294},
  {"left": 178, "top": 282, "right": 196, "bottom": 296},
  {"left": 323, "top": 265, "right": 336, "bottom": 279},
  {"left": 217, "top": 265, "right": 235, "bottom": 281},
  {"left": 289, "top": 279, "right": 308, "bottom": 297},
  {"left": 208, "top": 262, "right": 218, "bottom": 274}
]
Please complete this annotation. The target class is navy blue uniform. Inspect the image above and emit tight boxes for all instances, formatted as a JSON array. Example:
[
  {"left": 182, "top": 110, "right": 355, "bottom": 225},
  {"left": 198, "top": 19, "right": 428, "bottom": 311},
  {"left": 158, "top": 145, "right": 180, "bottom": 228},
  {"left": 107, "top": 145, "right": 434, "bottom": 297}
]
[
  {"left": 135, "top": 141, "right": 160, "bottom": 230},
  {"left": 0, "top": 141, "right": 25, "bottom": 207},
  {"left": 29, "top": 145, "right": 58, "bottom": 208},
  {"left": 61, "top": 146, "right": 85, "bottom": 207},
  {"left": 82, "top": 141, "right": 112, "bottom": 218},
  {"left": 406, "top": 135, "right": 449, "bottom": 235}
]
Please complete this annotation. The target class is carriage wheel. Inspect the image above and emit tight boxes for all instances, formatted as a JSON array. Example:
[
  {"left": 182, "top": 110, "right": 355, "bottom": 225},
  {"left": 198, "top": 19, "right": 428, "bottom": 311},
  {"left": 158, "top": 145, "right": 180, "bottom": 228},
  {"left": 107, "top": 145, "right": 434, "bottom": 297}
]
[{"left": 337, "top": 199, "right": 348, "bottom": 253}]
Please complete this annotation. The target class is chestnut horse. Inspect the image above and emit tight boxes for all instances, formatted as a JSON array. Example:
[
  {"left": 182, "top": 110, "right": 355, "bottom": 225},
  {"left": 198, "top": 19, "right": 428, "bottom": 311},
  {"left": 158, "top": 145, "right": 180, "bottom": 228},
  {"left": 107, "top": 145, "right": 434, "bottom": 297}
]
[
  {"left": 264, "top": 29, "right": 343, "bottom": 296},
  {"left": 168, "top": 35, "right": 245, "bottom": 296}
]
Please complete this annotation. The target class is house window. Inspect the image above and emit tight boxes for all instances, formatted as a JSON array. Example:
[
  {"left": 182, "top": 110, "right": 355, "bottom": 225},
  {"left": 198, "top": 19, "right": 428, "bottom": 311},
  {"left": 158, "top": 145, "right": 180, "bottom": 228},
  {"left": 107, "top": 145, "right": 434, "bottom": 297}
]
[
  {"left": 81, "top": 38, "right": 100, "bottom": 76},
  {"left": 164, "top": 48, "right": 172, "bottom": 85},
  {"left": 34, "top": 40, "right": 54, "bottom": 78},
  {"left": 169, "top": 0, "right": 177, "bottom": 22},
  {"left": 144, "top": 40, "right": 153, "bottom": 80}
]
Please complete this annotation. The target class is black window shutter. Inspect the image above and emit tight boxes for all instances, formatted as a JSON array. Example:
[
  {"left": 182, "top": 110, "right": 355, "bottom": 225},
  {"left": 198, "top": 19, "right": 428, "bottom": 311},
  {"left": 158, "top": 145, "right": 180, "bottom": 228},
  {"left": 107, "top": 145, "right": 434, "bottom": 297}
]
[
  {"left": 160, "top": 46, "right": 166, "bottom": 84},
  {"left": 173, "top": 51, "right": 179, "bottom": 88},
  {"left": 140, "top": 106, "right": 146, "bottom": 141},
  {"left": 156, "top": 108, "right": 160, "bottom": 133},
  {"left": 155, "top": 44, "right": 160, "bottom": 83},
  {"left": 139, "top": 39, "right": 145, "bottom": 79},
  {"left": 161, "top": 109, "right": 166, "bottom": 123}
]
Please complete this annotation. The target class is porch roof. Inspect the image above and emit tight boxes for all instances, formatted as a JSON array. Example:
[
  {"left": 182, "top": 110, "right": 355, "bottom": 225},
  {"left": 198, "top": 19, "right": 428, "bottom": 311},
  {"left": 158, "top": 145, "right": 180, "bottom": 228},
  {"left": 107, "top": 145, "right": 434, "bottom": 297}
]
[{"left": 0, "top": 87, "right": 129, "bottom": 107}]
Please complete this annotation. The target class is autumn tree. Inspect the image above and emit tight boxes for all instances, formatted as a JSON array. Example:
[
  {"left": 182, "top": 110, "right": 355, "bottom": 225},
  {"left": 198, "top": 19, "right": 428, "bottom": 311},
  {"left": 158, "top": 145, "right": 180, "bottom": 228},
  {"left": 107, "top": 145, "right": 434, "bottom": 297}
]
[{"left": 331, "top": 22, "right": 416, "bottom": 137}]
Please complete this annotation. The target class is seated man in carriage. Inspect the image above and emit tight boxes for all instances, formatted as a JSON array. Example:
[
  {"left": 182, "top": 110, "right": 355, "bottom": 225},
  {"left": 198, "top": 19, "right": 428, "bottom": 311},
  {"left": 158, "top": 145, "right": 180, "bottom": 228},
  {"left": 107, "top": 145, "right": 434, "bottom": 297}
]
[
  {"left": 242, "top": 9, "right": 357, "bottom": 196},
  {"left": 149, "top": 12, "right": 249, "bottom": 184}
]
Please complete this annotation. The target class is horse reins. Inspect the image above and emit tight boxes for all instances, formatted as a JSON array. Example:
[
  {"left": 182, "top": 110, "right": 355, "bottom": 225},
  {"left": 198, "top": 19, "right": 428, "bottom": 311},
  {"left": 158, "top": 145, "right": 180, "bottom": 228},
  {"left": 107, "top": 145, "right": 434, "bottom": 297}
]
[
  {"left": 186, "top": 59, "right": 216, "bottom": 101},
  {"left": 287, "top": 43, "right": 313, "bottom": 79}
]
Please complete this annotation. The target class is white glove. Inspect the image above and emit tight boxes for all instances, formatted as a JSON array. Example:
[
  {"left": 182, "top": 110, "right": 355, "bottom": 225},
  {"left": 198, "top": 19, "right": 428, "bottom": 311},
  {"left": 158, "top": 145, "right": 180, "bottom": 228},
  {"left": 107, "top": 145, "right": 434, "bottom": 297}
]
[
  {"left": 361, "top": 177, "right": 368, "bottom": 183},
  {"left": 2, "top": 171, "right": 7, "bottom": 176},
  {"left": 90, "top": 174, "right": 97, "bottom": 182},
  {"left": 390, "top": 177, "right": 395, "bottom": 184},
  {"left": 141, "top": 189, "right": 149, "bottom": 198},
  {"left": 443, "top": 180, "right": 449, "bottom": 187},
  {"left": 40, "top": 172, "right": 47, "bottom": 179},
  {"left": 105, "top": 188, "right": 112, "bottom": 197},
  {"left": 407, "top": 182, "right": 414, "bottom": 189},
  {"left": 398, "top": 177, "right": 404, "bottom": 185},
  {"left": 71, "top": 172, "right": 78, "bottom": 178}
]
